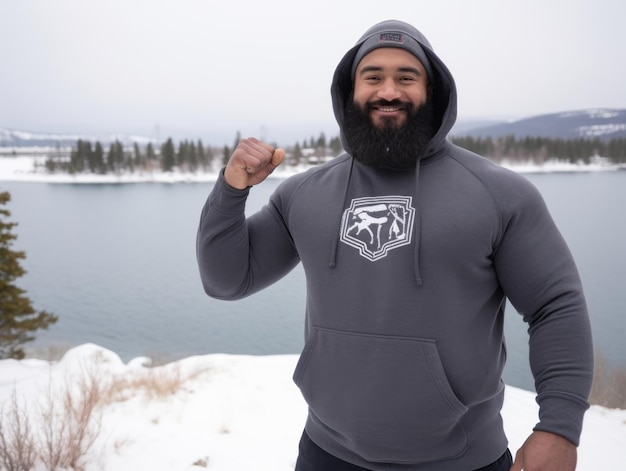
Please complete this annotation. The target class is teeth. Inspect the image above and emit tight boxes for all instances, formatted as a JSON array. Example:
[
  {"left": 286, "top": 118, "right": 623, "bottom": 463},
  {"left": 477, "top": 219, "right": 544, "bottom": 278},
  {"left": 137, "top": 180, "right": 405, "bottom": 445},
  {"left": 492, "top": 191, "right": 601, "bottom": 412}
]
[{"left": 379, "top": 106, "right": 401, "bottom": 112}]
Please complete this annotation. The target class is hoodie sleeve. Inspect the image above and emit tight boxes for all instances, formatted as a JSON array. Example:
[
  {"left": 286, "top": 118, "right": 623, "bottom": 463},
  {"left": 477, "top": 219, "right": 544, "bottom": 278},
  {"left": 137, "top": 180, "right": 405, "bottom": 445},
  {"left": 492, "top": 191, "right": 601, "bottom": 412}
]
[
  {"left": 196, "top": 170, "right": 300, "bottom": 300},
  {"left": 492, "top": 174, "right": 594, "bottom": 446}
]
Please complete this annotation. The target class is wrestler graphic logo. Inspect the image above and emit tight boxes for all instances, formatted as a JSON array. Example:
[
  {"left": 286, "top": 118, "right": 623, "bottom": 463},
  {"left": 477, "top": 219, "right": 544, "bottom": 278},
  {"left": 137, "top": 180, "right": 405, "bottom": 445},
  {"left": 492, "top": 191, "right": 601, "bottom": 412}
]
[{"left": 340, "top": 196, "right": 415, "bottom": 261}]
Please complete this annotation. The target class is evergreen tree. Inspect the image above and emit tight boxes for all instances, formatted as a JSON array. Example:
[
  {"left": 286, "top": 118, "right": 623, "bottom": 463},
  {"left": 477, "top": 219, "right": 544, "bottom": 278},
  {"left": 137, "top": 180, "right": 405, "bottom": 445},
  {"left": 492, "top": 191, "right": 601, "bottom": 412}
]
[
  {"left": 0, "top": 192, "right": 57, "bottom": 359},
  {"left": 69, "top": 140, "right": 82, "bottom": 174},
  {"left": 292, "top": 143, "right": 303, "bottom": 166},
  {"left": 188, "top": 141, "right": 198, "bottom": 172},
  {"left": 93, "top": 141, "right": 106, "bottom": 174},
  {"left": 146, "top": 142, "right": 157, "bottom": 172},
  {"left": 161, "top": 138, "right": 176, "bottom": 172},
  {"left": 107, "top": 140, "right": 125, "bottom": 174},
  {"left": 222, "top": 145, "right": 231, "bottom": 167},
  {"left": 197, "top": 140, "right": 207, "bottom": 171},
  {"left": 330, "top": 136, "right": 343, "bottom": 156},
  {"left": 178, "top": 140, "right": 190, "bottom": 171},
  {"left": 316, "top": 132, "right": 327, "bottom": 149}
]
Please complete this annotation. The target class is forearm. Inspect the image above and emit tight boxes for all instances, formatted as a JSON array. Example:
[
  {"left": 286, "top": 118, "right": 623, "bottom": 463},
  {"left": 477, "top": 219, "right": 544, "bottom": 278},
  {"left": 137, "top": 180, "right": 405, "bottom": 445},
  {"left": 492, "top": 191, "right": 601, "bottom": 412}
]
[
  {"left": 528, "top": 293, "right": 594, "bottom": 446},
  {"left": 196, "top": 172, "right": 253, "bottom": 299},
  {"left": 196, "top": 171, "right": 300, "bottom": 300}
]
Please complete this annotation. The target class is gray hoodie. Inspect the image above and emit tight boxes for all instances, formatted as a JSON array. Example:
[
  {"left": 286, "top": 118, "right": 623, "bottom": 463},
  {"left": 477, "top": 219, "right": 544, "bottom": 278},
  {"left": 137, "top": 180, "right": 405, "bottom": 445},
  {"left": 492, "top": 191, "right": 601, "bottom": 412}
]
[{"left": 197, "top": 20, "right": 593, "bottom": 470}]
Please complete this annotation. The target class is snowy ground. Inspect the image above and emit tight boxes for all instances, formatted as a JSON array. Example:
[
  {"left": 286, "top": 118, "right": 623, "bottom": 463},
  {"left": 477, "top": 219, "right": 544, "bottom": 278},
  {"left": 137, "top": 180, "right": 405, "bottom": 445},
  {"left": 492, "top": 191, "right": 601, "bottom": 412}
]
[
  {"left": 0, "top": 154, "right": 623, "bottom": 184},
  {"left": 0, "top": 344, "right": 625, "bottom": 470}
]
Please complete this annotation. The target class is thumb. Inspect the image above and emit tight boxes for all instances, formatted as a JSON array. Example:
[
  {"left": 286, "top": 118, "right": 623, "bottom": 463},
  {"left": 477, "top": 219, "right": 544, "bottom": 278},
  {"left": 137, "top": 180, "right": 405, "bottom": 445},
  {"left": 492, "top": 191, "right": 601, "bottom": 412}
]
[
  {"left": 509, "top": 451, "right": 523, "bottom": 471},
  {"left": 271, "top": 148, "right": 285, "bottom": 168}
]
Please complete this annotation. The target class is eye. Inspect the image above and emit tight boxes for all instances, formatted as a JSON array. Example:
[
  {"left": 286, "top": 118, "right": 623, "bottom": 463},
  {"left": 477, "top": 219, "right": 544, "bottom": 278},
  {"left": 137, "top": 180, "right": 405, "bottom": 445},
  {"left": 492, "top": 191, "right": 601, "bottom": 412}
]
[{"left": 363, "top": 75, "right": 381, "bottom": 82}]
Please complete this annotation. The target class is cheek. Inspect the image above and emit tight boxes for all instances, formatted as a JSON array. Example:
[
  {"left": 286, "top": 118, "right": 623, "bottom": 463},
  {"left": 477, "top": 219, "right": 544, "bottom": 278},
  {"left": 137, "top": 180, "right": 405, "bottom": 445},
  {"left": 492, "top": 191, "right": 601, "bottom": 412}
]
[
  {"left": 352, "top": 86, "right": 368, "bottom": 108},
  {"left": 410, "top": 87, "right": 429, "bottom": 107}
]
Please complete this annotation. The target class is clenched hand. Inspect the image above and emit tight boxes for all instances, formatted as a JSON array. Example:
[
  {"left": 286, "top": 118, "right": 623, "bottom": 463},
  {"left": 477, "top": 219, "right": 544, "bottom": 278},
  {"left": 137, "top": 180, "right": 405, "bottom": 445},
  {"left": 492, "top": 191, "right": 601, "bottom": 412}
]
[
  {"left": 510, "top": 431, "right": 577, "bottom": 471},
  {"left": 224, "top": 137, "right": 285, "bottom": 189}
]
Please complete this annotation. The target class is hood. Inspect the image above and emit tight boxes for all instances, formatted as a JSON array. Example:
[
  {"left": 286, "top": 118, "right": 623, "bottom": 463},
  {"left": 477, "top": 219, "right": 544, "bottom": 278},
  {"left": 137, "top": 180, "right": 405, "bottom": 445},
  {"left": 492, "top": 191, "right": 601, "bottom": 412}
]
[
  {"left": 331, "top": 19, "right": 458, "bottom": 157},
  {"left": 327, "top": 21, "right": 458, "bottom": 285}
]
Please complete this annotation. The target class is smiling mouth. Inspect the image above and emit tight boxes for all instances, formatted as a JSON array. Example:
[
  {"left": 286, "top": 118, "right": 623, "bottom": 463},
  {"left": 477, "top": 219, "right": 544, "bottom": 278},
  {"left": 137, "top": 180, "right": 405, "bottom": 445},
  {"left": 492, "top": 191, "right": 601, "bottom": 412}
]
[
  {"left": 376, "top": 105, "right": 405, "bottom": 113},
  {"left": 368, "top": 100, "right": 410, "bottom": 114}
]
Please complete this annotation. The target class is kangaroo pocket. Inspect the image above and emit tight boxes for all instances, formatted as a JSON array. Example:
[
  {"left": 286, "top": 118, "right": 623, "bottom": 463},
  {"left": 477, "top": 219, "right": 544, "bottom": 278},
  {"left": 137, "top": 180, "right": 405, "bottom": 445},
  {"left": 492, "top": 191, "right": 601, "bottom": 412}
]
[{"left": 293, "top": 327, "right": 469, "bottom": 464}]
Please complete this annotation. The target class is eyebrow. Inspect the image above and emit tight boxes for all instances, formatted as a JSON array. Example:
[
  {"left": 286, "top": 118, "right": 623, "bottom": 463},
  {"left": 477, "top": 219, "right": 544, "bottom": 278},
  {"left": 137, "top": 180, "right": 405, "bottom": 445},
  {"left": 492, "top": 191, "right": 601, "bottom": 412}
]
[{"left": 358, "top": 65, "right": 423, "bottom": 76}]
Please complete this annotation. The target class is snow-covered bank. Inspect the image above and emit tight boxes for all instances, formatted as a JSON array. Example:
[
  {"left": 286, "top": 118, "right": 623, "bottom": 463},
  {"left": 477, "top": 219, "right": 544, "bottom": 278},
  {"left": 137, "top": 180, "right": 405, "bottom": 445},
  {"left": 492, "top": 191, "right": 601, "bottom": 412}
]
[
  {"left": 0, "top": 155, "right": 623, "bottom": 184},
  {"left": 1, "top": 344, "right": 625, "bottom": 470},
  {"left": 0, "top": 156, "right": 299, "bottom": 184}
]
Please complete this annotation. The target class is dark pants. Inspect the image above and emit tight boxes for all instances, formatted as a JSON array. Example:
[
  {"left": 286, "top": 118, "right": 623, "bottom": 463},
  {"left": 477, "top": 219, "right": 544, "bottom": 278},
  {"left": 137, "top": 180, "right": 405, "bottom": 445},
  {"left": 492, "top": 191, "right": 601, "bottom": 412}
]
[{"left": 295, "top": 431, "right": 513, "bottom": 471}]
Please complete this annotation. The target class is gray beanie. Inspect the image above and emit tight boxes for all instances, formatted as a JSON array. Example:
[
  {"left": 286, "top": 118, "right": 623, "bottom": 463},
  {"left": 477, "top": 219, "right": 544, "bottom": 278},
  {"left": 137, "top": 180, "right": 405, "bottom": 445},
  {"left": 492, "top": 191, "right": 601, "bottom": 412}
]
[{"left": 351, "top": 24, "right": 433, "bottom": 81}]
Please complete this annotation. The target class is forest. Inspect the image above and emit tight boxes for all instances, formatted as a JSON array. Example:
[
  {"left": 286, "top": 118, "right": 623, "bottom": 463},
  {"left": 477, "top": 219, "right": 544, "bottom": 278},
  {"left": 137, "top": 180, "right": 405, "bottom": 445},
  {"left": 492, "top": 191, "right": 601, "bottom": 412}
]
[
  {"left": 41, "top": 133, "right": 344, "bottom": 175},
  {"left": 450, "top": 135, "right": 626, "bottom": 165},
  {"left": 40, "top": 133, "right": 626, "bottom": 176}
]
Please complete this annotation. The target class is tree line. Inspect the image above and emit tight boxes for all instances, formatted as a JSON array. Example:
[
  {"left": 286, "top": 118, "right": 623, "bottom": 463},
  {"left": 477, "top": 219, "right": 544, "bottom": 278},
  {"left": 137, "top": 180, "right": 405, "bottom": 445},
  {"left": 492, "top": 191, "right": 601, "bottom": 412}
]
[
  {"left": 450, "top": 135, "right": 626, "bottom": 165},
  {"left": 42, "top": 133, "right": 344, "bottom": 176},
  {"left": 40, "top": 133, "right": 626, "bottom": 176}
]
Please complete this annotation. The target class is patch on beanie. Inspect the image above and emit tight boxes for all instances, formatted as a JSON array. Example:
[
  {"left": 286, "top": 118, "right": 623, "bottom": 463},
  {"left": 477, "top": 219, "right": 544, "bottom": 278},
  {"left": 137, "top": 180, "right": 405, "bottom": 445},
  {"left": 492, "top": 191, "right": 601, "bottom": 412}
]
[{"left": 378, "top": 32, "right": 404, "bottom": 44}]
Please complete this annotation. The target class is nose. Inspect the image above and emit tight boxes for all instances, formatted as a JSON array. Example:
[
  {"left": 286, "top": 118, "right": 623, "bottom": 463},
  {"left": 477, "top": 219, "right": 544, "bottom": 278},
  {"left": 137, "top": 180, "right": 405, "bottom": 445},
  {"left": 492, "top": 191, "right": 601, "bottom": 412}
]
[{"left": 377, "top": 79, "right": 401, "bottom": 101}]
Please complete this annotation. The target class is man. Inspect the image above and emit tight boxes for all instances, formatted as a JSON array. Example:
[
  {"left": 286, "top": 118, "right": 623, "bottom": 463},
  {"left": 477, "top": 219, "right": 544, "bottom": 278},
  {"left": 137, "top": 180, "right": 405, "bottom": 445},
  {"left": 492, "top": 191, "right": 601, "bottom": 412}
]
[{"left": 196, "top": 20, "right": 593, "bottom": 471}]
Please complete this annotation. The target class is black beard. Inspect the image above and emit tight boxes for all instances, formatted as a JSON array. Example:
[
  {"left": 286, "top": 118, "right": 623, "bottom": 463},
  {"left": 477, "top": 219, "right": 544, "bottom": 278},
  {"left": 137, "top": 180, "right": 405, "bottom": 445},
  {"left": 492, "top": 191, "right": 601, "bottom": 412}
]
[{"left": 343, "top": 96, "right": 436, "bottom": 169}]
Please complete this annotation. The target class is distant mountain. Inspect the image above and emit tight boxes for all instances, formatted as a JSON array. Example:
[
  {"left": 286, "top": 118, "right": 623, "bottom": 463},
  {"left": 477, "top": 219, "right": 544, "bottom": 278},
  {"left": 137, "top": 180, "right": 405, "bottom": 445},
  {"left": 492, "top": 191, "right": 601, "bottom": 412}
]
[
  {"left": 0, "top": 128, "right": 157, "bottom": 148},
  {"left": 451, "top": 117, "right": 509, "bottom": 136},
  {"left": 3, "top": 108, "right": 626, "bottom": 149},
  {"left": 452, "top": 108, "right": 626, "bottom": 141}
]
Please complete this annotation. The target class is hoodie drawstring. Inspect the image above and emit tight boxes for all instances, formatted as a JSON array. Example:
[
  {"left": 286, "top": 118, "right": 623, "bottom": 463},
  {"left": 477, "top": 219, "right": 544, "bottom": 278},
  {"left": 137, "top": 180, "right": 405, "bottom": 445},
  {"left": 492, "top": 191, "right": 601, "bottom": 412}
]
[
  {"left": 413, "top": 161, "right": 423, "bottom": 285},
  {"left": 329, "top": 156, "right": 355, "bottom": 268}
]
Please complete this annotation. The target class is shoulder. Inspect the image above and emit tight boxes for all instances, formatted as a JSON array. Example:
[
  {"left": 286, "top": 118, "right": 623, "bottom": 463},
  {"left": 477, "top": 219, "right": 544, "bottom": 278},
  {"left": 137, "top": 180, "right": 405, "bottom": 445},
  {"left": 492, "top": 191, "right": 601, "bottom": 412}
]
[{"left": 444, "top": 142, "right": 545, "bottom": 205}]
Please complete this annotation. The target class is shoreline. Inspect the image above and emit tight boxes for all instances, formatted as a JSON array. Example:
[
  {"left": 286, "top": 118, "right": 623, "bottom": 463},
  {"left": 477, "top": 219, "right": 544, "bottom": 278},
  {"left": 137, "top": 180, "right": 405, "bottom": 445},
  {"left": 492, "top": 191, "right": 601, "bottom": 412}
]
[{"left": 0, "top": 155, "right": 624, "bottom": 184}]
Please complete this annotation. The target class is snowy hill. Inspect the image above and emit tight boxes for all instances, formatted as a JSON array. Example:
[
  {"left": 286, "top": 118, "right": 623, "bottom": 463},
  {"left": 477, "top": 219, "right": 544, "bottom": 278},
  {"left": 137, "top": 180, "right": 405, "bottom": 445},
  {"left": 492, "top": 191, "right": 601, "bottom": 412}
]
[
  {"left": 0, "top": 344, "right": 624, "bottom": 470},
  {"left": 452, "top": 108, "right": 626, "bottom": 141},
  {"left": 0, "top": 128, "right": 157, "bottom": 148}
]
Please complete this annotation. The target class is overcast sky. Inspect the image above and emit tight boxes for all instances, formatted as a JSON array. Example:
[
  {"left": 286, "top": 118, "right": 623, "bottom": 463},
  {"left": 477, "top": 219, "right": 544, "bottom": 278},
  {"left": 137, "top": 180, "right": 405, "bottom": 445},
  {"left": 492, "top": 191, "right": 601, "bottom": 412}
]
[{"left": 1, "top": 0, "right": 625, "bottom": 145}]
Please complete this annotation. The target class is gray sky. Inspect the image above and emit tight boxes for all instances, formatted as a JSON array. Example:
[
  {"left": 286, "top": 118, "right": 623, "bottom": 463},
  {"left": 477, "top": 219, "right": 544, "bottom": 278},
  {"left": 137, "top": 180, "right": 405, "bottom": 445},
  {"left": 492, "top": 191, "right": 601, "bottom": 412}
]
[{"left": 1, "top": 0, "right": 625, "bottom": 145}]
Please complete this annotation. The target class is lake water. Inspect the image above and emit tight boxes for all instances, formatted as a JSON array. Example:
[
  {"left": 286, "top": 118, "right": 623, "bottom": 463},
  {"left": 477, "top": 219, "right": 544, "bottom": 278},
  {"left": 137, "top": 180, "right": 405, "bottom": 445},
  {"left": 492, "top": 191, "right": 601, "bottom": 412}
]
[{"left": 2, "top": 170, "right": 625, "bottom": 392}]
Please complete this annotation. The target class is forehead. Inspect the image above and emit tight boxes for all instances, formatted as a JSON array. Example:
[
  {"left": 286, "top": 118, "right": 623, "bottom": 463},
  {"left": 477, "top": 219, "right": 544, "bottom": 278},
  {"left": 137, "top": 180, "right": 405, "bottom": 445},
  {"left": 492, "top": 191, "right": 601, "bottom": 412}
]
[{"left": 355, "top": 47, "right": 426, "bottom": 75}]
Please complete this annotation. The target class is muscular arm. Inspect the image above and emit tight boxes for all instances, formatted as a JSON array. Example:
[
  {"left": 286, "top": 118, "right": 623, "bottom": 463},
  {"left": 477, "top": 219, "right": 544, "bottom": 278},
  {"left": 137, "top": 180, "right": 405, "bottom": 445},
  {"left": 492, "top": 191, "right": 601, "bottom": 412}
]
[
  {"left": 493, "top": 176, "right": 593, "bottom": 450},
  {"left": 196, "top": 139, "right": 300, "bottom": 300}
]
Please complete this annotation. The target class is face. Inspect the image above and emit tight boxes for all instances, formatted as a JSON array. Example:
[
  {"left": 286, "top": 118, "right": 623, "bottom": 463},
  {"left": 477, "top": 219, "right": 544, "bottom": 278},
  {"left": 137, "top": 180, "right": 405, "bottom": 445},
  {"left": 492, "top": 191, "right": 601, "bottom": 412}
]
[{"left": 353, "top": 48, "right": 430, "bottom": 129}]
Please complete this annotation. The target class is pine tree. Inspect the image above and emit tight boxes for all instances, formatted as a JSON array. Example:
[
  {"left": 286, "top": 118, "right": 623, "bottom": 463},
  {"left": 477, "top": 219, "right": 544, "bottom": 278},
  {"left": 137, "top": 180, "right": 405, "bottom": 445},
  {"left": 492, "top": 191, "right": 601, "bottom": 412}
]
[
  {"left": 197, "top": 139, "right": 207, "bottom": 171},
  {"left": 93, "top": 141, "right": 106, "bottom": 174},
  {"left": 146, "top": 142, "right": 157, "bottom": 172},
  {"left": 0, "top": 192, "right": 57, "bottom": 359},
  {"left": 222, "top": 145, "right": 231, "bottom": 167},
  {"left": 107, "top": 140, "right": 125, "bottom": 174},
  {"left": 161, "top": 138, "right": 176, "bottom": 172}
]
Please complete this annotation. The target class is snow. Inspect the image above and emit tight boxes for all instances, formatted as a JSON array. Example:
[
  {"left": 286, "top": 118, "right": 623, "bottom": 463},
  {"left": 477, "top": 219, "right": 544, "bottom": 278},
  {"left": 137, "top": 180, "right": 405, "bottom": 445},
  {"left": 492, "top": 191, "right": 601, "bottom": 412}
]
[
  {"left": 558, "top": 109, "right": 621, "bottom": 120},
  {"left": 0, "top": 154, "right": 623, "bottom": 184},
  {"left": 577, "top": 123, "right": 626, "bottom": 138},
  {"left": 0, "top": 344, "right": 624, "bottom": 470},
  {"left": 0, "top": 128, "right": 157, "bottom": 147},
  {"left": 0, "top": 155, "right": 307, "bottom": 184}
]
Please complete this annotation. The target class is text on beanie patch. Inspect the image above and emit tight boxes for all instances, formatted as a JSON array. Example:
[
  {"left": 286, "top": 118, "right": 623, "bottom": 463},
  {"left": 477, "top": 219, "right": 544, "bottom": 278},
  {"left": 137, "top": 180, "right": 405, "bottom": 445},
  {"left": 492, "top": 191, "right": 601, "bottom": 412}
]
[{"left": 379, "top": 32, "right": 404, "bottom": 44}]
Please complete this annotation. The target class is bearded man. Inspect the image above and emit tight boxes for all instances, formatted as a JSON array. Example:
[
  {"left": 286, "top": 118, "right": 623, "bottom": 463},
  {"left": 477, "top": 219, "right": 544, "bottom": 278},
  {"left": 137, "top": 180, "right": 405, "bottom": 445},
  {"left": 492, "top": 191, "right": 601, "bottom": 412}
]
[{"left": 196, "top": 20, "right": 593, "bottom": 471}]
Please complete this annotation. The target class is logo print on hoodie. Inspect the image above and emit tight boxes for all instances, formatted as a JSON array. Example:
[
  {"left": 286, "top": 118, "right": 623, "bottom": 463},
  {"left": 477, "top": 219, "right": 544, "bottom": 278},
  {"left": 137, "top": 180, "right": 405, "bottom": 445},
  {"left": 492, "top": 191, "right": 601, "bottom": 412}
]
[{"left": 340, "top": 196, "right": 415, "bottom": 261}]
